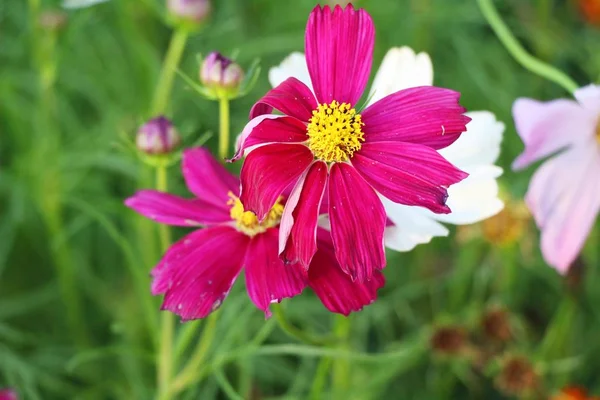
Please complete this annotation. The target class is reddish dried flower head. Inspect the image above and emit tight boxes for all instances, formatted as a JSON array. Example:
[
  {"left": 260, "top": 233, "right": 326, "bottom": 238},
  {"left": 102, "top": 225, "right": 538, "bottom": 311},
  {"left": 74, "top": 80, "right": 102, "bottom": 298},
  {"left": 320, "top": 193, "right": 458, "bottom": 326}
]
[
  {"left": 136, "top": 116, "right": 181, "bottom": 155},
  {"left": 495, "top": 355, "right": 539, "bottom": 397},
  {"left": 430, "top": 326, "right": 467, "bottom": 355},
  {"left": 482, "top": 308, "right": 512, "bottom": 343}
]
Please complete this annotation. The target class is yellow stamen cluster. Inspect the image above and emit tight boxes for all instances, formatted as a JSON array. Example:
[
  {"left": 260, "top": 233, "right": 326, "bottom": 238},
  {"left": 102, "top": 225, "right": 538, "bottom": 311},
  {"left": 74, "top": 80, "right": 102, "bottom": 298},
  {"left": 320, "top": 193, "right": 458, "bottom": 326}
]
[
  {"left": 306, "top": 100, "right": 365, "bottom": 163},
  {"left": 228, "top": 192, "right": 284, "bottom": 236},
  {"left": 596, "top": 121, "right": 600, "bottom": 144}
]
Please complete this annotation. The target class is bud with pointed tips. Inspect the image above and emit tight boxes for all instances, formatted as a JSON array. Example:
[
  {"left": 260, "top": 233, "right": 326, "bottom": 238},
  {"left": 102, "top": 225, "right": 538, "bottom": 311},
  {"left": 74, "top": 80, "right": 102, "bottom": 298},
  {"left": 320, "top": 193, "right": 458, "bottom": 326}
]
[{"left": 136, "top": 116, "right": 181, "bottom": 155}]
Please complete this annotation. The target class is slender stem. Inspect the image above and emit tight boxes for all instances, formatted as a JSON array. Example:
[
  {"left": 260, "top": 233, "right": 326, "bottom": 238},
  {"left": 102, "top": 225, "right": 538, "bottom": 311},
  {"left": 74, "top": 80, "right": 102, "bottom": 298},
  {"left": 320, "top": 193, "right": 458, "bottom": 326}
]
[
  {"left": 155, "top": 165, "right": 175, "bottom": 400},
  {"left": 309, "top": 356, "right": 332, "bottom": 400},
  {"left": 331, "top": 315, "right": 351, "bottom": 395},
  {"left": 272, "top": 303, "right": 333, "bottom": 346},
  {"left": 170, "top": 313, "right": 219, "bottom": 396},
  {"left": 174, "top": 320, "right": 202, "bottom": 366},
  {"left": 218, "top": 98, "right": 230, "bottom": 160},
  {"left": 476, "top": 0, "right": 578, "bottom": 94},
  {"left": 150, "top": 29, "right": 189, "bottom": 116}
]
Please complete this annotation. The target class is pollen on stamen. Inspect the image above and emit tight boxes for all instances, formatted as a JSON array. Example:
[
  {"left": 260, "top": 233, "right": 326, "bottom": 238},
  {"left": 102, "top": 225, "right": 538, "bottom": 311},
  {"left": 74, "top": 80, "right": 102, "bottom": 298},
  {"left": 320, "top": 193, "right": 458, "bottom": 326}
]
[
  {"left": 306, "top": 100, "right": 365, "bottom": 163},
  {"left": 227, "top": 192, "right": 284, "bottom": 236}
]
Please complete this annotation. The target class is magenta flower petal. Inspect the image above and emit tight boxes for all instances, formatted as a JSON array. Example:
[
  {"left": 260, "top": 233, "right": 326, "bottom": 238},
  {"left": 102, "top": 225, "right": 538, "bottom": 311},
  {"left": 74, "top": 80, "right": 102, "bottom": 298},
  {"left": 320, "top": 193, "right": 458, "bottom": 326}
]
[
  {"left": 244, "top": 228, "right": 308, "bottom": 317},
  {"left": 240, "top": 143, "right": 314, "bottom": 220},
  {"left": 153, "top": 226, "right": 249, "bottom": 320},
  {"left": 0, "top": 389, "right": 17, "bottom": 400},
  {"left": 309, "top": 229, "right": 385, "bottom": 315},
  {"left": 305, "top": 4, "right": 374, "bottom": 105},
  {"left": 361, "top": 86, "right": 470, "bottom": 149},
  {"left": 249, "top": 77, "right": 318, "bottom": 121},
  {"left": 182, "top": 147, "right": 240, "bottom": 205},
  {"left": 124, "top": 189, "right": 230, "bottom": 227},
  {"left": 328, "top": 163, "right": 386, "bottom": 282},
  {"left": 511, "top": 98, "right": 596, "bottom": 170},
  {"left": 279, "top": 161, "right": 328, "bottom": 267},
  {"left": 232, "top": 116, "right": 309, "bottom": 162},
  {"left": 526, "top": 145, "right": 600, "bottom": 273},
  {"left": 353, "top": 142, "right": 468, "bottom": 214}
]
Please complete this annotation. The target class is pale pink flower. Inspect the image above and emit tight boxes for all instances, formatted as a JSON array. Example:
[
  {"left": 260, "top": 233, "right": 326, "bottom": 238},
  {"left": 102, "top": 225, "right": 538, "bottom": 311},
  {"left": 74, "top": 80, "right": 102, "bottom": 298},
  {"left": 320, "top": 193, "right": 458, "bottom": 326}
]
[{"left": 512, "top": 85, "right": 600, "bottom": 273}]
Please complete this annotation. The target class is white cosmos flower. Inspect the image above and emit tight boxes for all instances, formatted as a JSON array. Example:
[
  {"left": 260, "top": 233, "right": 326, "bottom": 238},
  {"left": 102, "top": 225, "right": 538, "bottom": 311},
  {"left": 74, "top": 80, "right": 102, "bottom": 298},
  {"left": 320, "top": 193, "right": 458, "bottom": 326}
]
[
  {"left": 62, "top": 0, "right": 110, "bottom": 9},
  {"left": 269, "top": 46, "right": 504, "bottom": 252}
]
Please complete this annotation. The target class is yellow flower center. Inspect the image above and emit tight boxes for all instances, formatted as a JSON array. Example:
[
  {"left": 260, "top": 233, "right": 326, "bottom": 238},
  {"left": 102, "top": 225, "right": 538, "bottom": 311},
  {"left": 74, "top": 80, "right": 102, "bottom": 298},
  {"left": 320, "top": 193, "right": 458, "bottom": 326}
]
[
  {"left": 228, "top": 192, "right": 284, "bottom": 236},
  {"left": 306, "top": 100, "right": 365, "bottom": 163},
  {"left": 596, "top": 120, "right": 600, "bottom": 144}
]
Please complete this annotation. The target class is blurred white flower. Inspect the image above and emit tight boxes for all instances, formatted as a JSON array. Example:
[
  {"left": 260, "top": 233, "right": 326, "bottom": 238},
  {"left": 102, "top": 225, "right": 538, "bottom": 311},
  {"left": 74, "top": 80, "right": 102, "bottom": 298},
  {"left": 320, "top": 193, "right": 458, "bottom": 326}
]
[
  {"left": 268, "top": 46, "right": 505, "bottom": 252},
  {"left": 62, "top": 0, "right": 109, "bottom": 10}
]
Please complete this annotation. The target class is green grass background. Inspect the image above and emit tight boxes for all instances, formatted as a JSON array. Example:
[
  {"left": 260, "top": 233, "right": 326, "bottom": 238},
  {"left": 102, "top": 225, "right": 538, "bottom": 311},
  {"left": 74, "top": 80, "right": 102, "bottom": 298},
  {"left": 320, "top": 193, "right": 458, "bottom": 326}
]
[{"left": 2, "top": 0, "right": 600, "bottom": 398}]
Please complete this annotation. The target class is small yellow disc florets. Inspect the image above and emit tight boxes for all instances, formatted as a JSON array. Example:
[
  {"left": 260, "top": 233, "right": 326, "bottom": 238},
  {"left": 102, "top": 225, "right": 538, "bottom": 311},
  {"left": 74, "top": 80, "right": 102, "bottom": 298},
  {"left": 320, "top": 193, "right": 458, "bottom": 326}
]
[
  {"left": 306, "top": 101, "right": 365, "bottom": 163},
  {"left": 228, "top": 192, "right": 284, "bottom": 236},
  {"left": 596, "top": 120, "right": 600, "bottom": 144}
]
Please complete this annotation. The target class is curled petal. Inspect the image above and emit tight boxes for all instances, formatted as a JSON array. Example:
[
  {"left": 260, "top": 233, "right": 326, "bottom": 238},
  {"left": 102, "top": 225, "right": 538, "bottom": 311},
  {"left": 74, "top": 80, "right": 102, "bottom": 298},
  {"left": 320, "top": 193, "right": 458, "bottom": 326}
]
[
  {"left": 249, "top": 77, "right": 317, "bottom": 121},
  {"left": 245, "top": 228, "right": 308, "bottom": 317},
  {"left": 240, "top": 143, "right": 314, "bottom": 221},
  {"left": 231, "top": 116, "right": 308, "bottom": 162},
  {"left": 152, "top": 226, "right": 249, "bottom": 320},
  {"left": 328, "top": 163, "right": 386, "bottom": 282},
  {"left": 182, "top": 147, "right": 240, "bottom": 205},
  {"left": 361, "top": 86, "right": 470, "bottom": 149},
  {"left": 305, "top": 4, "right": 374, "bottom": 105},
  {"left": 353, "top": 141, "right": 468, "bottom": 214},
  {"left": 511, "top": 98, "right": 596, "bottom": 170},
  {"left": 124, "top": 190, "right": 230, "bottom": 227},
  {"left": 279, "top": 161, "right": 328, "bottom": 267},
  {"left": 309, "top": 229, "right": 385, "bottom": 315}
]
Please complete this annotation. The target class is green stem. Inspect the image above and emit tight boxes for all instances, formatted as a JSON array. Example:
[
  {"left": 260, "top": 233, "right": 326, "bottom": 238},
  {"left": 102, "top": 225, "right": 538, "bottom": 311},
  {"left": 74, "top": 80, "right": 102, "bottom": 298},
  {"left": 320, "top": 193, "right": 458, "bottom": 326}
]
[
  {"left": 218, "top": 98, "right": 230, "bottom": 160},
  {"left": 331, "top": 315, "right": 351, "bottom": 396},
  {"left": 309, "top": 356, "right": 333, "bottom": 400},
  {"left": 150, "top": 29, "right": 189, "bottom": 116},
  {"left": 539, "top": 296, "right": 577, "bottom": 361},
  {"left": 170, "top": 313, "right": 219, "bottom": 397},
  {"left": 155, "top": 165, "right": 175, "bottom": 400},
  {"left": 476, "top": 0, "right": 578, "bottom": 94},
  {"left": 272, "top": 303, "right": 334, "bottom": 346},
  {"left": 174, "top": 320, "right": 202, "bottom": 366}
]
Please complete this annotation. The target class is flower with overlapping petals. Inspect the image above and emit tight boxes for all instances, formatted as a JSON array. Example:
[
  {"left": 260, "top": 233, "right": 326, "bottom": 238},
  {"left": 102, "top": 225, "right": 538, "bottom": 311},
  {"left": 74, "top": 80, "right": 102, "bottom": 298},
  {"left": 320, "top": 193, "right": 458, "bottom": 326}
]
[
  {"left": 269, "top": 46, "right": 505, "bottom": 252},
  {"left": 232, "top": 5, "right": 470, "bottom": 281},
  {"left": 125, "top": 147, "right": 383, "bottom": 319},
  {"left": 512, "top": 85, "right": 600, "bottom": 273}
]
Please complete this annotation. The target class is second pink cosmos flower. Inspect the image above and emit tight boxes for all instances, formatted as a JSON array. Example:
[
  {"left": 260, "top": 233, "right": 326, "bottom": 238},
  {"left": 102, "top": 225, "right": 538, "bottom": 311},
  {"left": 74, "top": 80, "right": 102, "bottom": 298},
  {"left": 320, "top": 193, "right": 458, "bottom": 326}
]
[{"left": 232, "top": 4, "right": 470, "bottom": 282}]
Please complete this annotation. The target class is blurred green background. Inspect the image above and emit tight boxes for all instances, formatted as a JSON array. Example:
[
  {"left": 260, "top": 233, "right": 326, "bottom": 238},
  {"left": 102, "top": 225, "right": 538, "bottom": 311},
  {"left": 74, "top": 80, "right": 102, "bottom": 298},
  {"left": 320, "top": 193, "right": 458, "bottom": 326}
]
[{"left": 2, "top": 0, "right": 600, "bottom": 398}]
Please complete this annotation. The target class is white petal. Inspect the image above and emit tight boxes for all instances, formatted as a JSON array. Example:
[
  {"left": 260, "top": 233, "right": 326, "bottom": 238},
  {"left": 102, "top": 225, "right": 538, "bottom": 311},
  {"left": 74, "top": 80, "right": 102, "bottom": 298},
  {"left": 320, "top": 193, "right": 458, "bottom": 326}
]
[
  {"left": 268, "top": 52, "right": 312, "bottom": 92},
  {"left": 574, "top": 84, "right": 600, "bottom": 114},
  {"left": 62, "top": 0, "right": 109, "bottom": 9},
  {"left": 438, "top": 111, "right": 504, "bottom": 171},
  {"left": 368, "top": 46, "right": 433, "bottom": 106},
  {"left": 382, "top": 197, "right": 449, "bottom": 252},
  {"left": 434, "top": 167, "right": 505, "bottom": 225}
]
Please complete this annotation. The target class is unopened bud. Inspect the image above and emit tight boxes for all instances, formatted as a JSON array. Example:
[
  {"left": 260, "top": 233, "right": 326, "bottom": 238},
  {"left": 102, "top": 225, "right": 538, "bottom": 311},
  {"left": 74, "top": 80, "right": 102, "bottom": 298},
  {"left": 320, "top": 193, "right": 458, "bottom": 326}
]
[
  {"left": 167, "top": 0, "right": 210, "bottom": 25},
  {"left": 136, "top": 117, "right": 181, "bottom": 155},
  {"left": 481, "top": 307, "right": 512, "bottom": 343},
  {"left": 200, "top": 52, "right": 244, "bottom": 96}
]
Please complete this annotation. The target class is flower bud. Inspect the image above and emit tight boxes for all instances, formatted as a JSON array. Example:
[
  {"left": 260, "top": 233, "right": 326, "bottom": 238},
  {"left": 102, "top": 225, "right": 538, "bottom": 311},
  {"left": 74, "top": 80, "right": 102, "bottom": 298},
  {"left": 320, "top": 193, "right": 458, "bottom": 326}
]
[
  {"left": 136, "top": 117, "right": 181, "bottom": 155},
  {"left": 167, "top": 0, "right": 210, "bottom": 25},
  {"left": 200, "top": 52, "right": 245, "bottom": 96},
  {"left": 430, "top": 325, "right": 468, "bottom": 355},
  {"left": 481, "top": 307, "right": 512, "bottom": 343},
  {"left": 495, "top": 355, "right": 539, "bottom": 398}
]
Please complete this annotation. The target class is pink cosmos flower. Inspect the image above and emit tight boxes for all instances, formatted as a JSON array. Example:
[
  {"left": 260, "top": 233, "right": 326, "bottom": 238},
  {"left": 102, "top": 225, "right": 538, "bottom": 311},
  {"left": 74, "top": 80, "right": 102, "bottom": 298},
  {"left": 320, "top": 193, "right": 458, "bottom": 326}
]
[
  {"left": 269, "top": 47, "right": 505, "bottom": 252},
  {"left": 125, "top": 147, "right": 383, "bottom": 319},
  {"left": 232, "top": 5, "right": 470, "bottom": 282},
  {"left": 512, "top": 85, "right": 600, "bottom": 273},
  {"left": 0, "top": 389, "right": 17, "bottom": 400}
]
